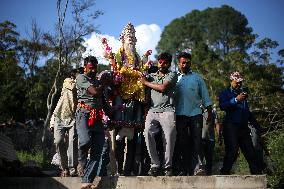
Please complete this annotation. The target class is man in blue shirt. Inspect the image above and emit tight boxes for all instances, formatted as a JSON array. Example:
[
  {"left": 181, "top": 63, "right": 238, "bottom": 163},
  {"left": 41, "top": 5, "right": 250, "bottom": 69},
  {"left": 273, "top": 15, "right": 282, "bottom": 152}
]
[
  {"left": 219, "top": 71, "right": 263, "bottom": 175},
  {"left": 174, "top": 52, "right": 213, "bottom": 176}
]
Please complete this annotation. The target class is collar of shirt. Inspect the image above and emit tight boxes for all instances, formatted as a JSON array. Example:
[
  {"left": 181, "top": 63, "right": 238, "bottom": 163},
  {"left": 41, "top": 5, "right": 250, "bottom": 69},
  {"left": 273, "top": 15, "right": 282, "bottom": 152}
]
[
  {"left": 154, "top": 70, "right": 170, "bottom": 78},
  {"left": 177, "top": 69, "right": 192, "bottom": 75},
  {"left": 230, "top": 87, "right": 240, "bottom": 95},
  {"left": 177, "top": 70, "right": 192, "bottom": 81}
]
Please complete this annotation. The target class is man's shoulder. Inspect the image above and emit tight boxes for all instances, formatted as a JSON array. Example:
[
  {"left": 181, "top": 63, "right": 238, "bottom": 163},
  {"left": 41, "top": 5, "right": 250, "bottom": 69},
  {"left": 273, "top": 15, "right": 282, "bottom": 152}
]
[
  {"left": 190, "top": 71, "right": 204, "bottom": 79},
  {"left": 76, "top": 74, "right": 86, "bottom": 80},
  {"left": 76, "top": 74, "right": 91, "bottom": 85},
  {"left": 165, "top": 71, "right": 178, "bottom": 81},
  {"left": 220, "top": 87, "right": 232, "bottom": 96},
  {"left": 162, "top": 70, "right": 176, "bottom": 77}
]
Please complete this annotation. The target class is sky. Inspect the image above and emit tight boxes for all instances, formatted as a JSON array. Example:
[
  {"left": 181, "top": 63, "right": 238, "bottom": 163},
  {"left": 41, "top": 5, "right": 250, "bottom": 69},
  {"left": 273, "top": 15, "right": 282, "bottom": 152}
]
[{"left": 1, "top": 0, "right": 284, "bottom": 64}]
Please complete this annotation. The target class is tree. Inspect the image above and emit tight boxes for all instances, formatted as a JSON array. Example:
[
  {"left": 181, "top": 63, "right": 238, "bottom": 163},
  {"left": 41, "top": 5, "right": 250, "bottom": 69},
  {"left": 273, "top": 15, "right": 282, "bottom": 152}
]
[
  {"left": 16, "top": 20, "right": 51, "bottom": 119},
  {"left": 0, "top": 21, "right": 26, "bottom": 121},
  {"left": 277, "top": 49, "right": 284, "bottom": 65},
  {"left": 41, "top": 0, "right": 103, "bottom": 145},
  {"left": 254, "top": 37, "right": 279, "bottom": 65},
  {"left": 157, "top": 5, "right": 256, "bottom": 58}
]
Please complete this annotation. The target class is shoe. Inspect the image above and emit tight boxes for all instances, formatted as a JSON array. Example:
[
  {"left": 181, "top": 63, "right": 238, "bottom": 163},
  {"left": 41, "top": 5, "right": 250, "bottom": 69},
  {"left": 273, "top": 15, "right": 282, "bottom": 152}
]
[
  {"left": 176, "top": 171, "right": 187, "bottom": 176},
  {"left": 148, "top": 167, "right": 160, "bottom": 176},
  {"left": 194, "top": 168, "right": 205, "bottom": 176},
  {"left": 164, "top": 168, "right": 173, "bottom": 176},
  {"left": 77, "top": 164, "right": 84, "bottom": 177},
  {"left": 60, "top": 169, "right": 70, "bottom": 177},
  {"left": 219, "top": 168, "right": 230, "bottom": 175},
  {"left": 81, "top": 183, "right": 95, "bottom": 189},
  {"left": 123, "top": 171, "right": 132, "bottom": 176},
  {"left": 69, "top": 168, "right": 78, "bottom": 177}
]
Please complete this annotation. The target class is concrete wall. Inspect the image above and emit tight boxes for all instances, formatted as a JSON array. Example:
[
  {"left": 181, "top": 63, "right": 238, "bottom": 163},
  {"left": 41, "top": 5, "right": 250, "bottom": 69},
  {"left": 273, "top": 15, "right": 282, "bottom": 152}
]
[{"left": 0, "top": 175, "right": 267, "bottom": 189}]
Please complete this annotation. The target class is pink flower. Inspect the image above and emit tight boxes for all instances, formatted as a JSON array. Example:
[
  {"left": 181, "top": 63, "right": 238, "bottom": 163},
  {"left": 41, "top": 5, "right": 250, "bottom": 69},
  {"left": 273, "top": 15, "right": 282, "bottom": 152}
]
[
  {"left": 105, "top": 46, "right": 112, "bottom": 54},
  {"left": 102, "top": 37, "right": 107, "bottom": 44}
]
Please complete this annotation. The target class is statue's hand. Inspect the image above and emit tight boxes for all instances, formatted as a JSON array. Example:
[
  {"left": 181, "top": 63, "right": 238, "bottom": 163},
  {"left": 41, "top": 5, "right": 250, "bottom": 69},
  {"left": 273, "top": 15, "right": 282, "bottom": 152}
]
[{"left": 145, "top": 50, "right": 152, "bottom": 56}]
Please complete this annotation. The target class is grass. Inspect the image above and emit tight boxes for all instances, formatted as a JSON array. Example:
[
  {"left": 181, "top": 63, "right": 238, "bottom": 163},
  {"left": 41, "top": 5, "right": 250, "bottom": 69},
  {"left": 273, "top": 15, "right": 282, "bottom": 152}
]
[{"left": 16, "top": 150, "right": 44, "bottom": 167}]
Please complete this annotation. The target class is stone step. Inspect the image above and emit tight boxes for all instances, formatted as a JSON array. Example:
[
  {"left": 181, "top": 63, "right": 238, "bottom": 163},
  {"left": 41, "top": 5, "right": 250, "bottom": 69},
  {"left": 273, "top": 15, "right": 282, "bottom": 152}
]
[{"left": 0, "top": 175, "right": 267, "bottom": 189}]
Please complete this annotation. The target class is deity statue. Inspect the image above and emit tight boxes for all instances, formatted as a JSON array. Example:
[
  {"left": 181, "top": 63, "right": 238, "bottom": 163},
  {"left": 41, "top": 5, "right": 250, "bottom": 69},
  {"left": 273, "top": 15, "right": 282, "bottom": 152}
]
[
  {"left": 102, "top": 22, "right": 152, "bottom": 102},
  {"left": 101, "top": 22, "right": 152, "bottom": 176}
]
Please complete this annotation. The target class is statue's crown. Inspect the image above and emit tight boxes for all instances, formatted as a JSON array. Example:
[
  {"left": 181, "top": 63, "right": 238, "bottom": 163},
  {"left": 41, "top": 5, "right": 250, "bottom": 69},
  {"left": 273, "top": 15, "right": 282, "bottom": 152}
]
[{"left": 120, "top": 22, "right": 137, "bottom": 43}]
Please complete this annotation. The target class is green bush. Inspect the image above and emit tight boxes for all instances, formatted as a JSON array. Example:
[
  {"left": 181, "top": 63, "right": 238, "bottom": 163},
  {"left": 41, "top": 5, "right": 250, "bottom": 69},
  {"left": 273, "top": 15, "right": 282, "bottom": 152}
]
[
  {"left": 266, "top": 130, "right": 284, "bottom": 188},
  {"left": 233, "top": 153, "right": 250, "bottom": 175},
  {"left": 16, "top": 150, "right": 44, "bottom": 167}
]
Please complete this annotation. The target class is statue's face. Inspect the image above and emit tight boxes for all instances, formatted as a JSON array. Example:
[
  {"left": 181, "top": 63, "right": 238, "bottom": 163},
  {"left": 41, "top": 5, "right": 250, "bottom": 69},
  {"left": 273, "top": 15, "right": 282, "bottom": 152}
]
[
  {"left": 124, "top": 34, "right": 136, "bottom": 46},
  {"left": 123, "top": 35, "right": 136, "bottom": 54}
]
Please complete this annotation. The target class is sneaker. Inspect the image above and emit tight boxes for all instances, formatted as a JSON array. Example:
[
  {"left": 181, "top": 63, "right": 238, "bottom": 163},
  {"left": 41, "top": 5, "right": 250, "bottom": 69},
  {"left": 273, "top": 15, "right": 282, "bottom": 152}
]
[
  {"left": 77, "top": 164, "right": 84, "bottom": 177},
  {"left": 176, "top": 170, "right": 187, "bottom": 176},
  {"left": 60, "top": 169, "right": 70, "bottom": 177},
  {"left": 164, "top": 168, "right": 173, "bottom": 176},
  {"left": 69, "top": 168, "right": 78, "bottom": 177},
  {"left": 194, "top": 168, "right": 205, "bottom": 176},
  {"left": 148, "top": 167, "right": 160, "bottom": 176}
]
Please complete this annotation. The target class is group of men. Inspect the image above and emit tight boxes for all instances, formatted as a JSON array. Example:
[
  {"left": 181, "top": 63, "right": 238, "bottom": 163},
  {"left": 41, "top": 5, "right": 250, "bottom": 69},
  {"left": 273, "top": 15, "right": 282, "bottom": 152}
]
[{"left": 50, "top": 23, "right": 264, "bottom": 189}]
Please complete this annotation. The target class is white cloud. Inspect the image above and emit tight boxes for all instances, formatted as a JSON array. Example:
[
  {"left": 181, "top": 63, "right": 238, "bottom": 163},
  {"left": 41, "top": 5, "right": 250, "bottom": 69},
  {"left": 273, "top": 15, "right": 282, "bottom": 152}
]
[
  {"left": 135, "top": 24, "right": 161, "bottom": 59},
  {"left": 83, "top": 34, "right": 121, "bottom": 65},
  {"left": 83, "top": 23, "right": 161, "bottom": 65}
]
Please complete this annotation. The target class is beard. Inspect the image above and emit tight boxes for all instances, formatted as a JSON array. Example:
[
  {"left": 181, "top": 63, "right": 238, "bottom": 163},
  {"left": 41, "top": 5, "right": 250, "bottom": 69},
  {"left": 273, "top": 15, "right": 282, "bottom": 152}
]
[
  {"left": 178, "top": 66, "right": 191, "bottom": 74},
  {"left": 159, "top": 66, "right": 169, "bottom": 74},
  {"left": 87, "top": 72, "right": 96, "bottom": 79}
]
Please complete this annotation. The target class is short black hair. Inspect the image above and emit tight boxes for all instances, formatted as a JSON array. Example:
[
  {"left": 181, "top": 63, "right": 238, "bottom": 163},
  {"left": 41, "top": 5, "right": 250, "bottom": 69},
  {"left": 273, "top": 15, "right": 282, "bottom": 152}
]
[
  {"left": 70, "top": 67, "right": 83, "bottom": 78},
  {"left": 70, "top": 69, "right": 77, "bottom": 78},
  {"left": 77, "top": 67, "right": 84, "bottom": 74},
  {"left": 177, "top": 52, "right": 192, "bottom": 61},
  {"left": 158, "top": 52, "right": 172, "bottom": 64},
  {"left": 84, "top": 56, "right": 98, "bottom": 66}
]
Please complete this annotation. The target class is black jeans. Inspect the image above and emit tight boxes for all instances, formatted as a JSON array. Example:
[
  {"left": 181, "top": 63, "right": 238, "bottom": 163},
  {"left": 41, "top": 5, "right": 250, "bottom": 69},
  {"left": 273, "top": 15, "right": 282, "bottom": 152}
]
[
  {"left": 174, "top": 114, "right": 203, "bottom": 175},
  {"left": 200, "top": 139, "right": 215, "bottom": 175},
  {"left": 221, "top": 122, "right": 262, "bottom": 175}
]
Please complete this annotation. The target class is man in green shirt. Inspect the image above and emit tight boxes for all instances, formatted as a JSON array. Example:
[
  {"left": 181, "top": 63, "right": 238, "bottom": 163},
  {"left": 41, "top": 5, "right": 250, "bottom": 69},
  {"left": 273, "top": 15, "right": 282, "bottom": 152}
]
[{"left": 139, "top": 52, "right": 178, "bottom": 176}]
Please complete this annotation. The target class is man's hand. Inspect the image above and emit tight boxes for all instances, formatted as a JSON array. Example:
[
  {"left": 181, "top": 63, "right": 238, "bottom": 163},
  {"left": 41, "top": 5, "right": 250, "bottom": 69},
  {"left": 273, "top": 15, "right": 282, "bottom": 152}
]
[
  {"left": 218, "top": 133, "right": 223, "bottom": 146},
  {"left": 215, "top": 123, "right": 223, "bottom": 145},
  {"left": 139, "top": 75, "right": 147, "bottom": 85},
  {"left": 236, "top": 92, "right": 248, "bottom": 102},
  {"left": 205, "top": 106, "right": 213, "bottom": 125}
]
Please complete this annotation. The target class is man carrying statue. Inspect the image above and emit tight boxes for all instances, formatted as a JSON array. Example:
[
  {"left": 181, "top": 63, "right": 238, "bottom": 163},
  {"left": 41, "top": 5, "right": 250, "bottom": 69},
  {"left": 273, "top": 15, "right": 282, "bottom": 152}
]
[{"left": 102, "top": 22, "right": 152, "bottom": 176}]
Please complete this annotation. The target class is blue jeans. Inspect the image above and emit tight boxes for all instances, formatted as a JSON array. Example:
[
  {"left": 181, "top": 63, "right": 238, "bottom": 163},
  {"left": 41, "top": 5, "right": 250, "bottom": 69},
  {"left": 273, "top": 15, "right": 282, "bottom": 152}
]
[{"left": 76, "top": 108, "right": 109, "bottom": 183}]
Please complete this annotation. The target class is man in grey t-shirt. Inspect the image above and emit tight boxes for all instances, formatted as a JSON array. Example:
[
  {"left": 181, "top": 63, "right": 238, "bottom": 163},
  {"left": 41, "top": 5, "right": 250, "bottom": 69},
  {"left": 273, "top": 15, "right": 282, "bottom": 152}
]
[
  {"left": 139, "top": 52, "right": 178, "bottom": 176},
  {"left": 76, "top": 56, "right": 110, "bottom": 189}
]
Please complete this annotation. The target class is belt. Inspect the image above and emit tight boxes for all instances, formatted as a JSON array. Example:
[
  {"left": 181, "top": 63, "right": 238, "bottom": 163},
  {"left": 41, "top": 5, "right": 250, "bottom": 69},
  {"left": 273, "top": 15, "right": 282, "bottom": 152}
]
[{"left": 78, "top": 102, "right": 104, "bottom": 127}]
